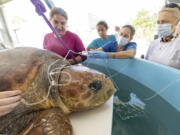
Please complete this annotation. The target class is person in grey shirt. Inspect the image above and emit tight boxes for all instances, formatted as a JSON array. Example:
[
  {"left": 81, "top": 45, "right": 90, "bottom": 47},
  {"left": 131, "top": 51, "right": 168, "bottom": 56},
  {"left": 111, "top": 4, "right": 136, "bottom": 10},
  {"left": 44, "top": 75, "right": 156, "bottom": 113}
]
[{"left": 146, "top": 5, "right": 180, "bottom": 69}]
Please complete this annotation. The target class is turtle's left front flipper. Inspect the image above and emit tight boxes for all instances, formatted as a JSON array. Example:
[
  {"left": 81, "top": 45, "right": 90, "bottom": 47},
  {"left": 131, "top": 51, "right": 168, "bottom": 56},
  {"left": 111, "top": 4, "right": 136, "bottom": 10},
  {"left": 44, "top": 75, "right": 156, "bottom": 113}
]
[{"left": 20, "top": 108, "right": 72, "bottom": 135}]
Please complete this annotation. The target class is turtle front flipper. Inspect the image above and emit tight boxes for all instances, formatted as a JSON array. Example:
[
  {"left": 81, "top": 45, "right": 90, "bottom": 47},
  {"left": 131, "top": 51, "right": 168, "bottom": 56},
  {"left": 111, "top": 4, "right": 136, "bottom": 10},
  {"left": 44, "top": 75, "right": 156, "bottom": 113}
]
[{"left": 20, "top": 108, "right": 72, "bottom": 135}]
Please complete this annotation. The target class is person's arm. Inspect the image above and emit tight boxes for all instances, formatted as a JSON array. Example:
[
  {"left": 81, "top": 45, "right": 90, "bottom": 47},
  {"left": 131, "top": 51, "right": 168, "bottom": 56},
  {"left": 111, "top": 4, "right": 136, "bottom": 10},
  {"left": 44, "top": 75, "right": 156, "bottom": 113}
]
[
  {"left": 88, "top": 48, "right": 136, "bottom": 59},
  {"left": 68, "top": 55, "right": 83, "bottom": 65},
  {"left": 109, "top": 49, "right": 136, "bottom": 59},
  {"left": 87, "top": 46, "right": 98, "bottom": 51},
  {"left": 86, "top": 42, "right": 110, "bottom": 52},
  {"left": 0, "top": 90, "right": 21, "bottom": 117},
  {"left": 87, "top": 40, "right": 98, "bottom": 50},
  {"left": 104, "top": 42, "right": 136, "bottom": 59},
  {"left": 96, "top": 48, "right": 103, "bottom": 51},
  {"left": 68, "top": 34, "right": 86, "bottom": 64},
  {"left": 88, "top": 42, "right": 136, "bottom": 59}
]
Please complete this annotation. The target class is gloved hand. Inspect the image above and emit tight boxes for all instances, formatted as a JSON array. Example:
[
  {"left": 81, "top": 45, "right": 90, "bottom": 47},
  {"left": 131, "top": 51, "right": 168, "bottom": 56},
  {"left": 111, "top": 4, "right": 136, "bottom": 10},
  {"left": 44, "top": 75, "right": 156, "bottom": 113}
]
[
  {"left": 31, "top": 0, "right": 46, "bottom": 16},
  {"left": 88, "top": 50, "right": 109, "bottom": 59}
]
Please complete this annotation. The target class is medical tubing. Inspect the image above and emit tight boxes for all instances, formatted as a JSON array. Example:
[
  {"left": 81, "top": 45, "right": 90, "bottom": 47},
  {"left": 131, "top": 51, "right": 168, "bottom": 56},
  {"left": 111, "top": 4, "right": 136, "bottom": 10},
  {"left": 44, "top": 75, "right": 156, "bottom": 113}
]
[
  {"left": 41, "top": 14, "right": 77, "bottom": 63},
  {"left": 30, "top": 0, "right": 77, "bottom": 63}
]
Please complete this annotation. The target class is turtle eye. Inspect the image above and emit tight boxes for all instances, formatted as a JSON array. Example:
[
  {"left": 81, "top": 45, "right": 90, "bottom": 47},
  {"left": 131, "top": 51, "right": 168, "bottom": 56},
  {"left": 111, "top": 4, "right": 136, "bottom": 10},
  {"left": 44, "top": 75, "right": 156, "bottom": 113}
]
[{"left": 88, "top": 80, "right": 102, "bottom": 93}]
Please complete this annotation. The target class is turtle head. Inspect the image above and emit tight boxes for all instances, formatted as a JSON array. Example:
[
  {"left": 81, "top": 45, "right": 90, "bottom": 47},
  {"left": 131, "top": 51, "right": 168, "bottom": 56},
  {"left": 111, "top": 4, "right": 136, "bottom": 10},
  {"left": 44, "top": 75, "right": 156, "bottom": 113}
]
[{"left": 56, "top": 65, "right": 115, "bottom": 114}]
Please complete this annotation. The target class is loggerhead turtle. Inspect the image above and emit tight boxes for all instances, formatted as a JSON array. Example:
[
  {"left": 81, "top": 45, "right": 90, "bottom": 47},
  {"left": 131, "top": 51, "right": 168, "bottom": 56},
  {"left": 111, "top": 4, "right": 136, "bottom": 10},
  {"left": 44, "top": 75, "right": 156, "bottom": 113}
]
[{"left": 0, "top": 47, "right": 115, "bottom": 135}]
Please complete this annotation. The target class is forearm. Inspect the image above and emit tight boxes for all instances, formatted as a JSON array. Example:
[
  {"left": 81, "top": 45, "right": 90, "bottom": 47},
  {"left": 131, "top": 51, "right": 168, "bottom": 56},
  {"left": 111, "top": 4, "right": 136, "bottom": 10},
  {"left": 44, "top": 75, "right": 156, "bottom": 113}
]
[
  {"left": 0, "top": 90, "right": 21, "bottom": 117},
  {"left": 87, "top": 47, "right": 97, "bottom": 51},
  {"left": 68, "top": 55, "right": 83, "bottom": 64},
  {"left": 97, "top": 48, "right": 103, "bottom": 51},
  {"left": 109, "top": 50, "right": 136, "bottom": 59},
  {"left": 75, "top": 55, "right": 83, "bottom": 62}
]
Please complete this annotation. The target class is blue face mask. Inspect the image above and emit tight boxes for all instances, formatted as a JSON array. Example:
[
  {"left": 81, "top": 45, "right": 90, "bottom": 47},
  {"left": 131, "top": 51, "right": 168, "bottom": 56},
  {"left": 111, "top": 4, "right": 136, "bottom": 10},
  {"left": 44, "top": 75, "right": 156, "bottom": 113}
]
[
  {"left": 157, "top": 24, "right": 173, "bottom": 38},
  {"left": 117, "top": 36, "right": 129, "bottom": 46}
]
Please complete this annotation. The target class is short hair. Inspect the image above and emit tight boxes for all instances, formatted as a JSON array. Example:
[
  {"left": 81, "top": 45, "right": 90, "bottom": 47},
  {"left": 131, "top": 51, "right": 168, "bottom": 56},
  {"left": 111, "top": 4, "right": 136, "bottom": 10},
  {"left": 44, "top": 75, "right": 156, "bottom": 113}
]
[
  {"left": 50, "top": 7, "right": 68, "bottom": 20},
  {"left": 165, "top": 3, "right": 180, "bottom": 10},
  {"left": 97, "top": 21, "right": 108, "bottom": 30},
  {"left": 122, "top": 25, "right": 136, "bottom": 38},
  {"left": 159, "top": 7, "right": 180, "bottom": 20}
]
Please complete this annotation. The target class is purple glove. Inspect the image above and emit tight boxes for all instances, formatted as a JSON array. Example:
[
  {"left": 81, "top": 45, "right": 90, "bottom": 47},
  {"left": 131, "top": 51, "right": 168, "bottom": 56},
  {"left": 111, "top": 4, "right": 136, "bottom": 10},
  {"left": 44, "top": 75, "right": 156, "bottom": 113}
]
[{"left": 31, "top": 0, "right": 46, "bottom": 16}]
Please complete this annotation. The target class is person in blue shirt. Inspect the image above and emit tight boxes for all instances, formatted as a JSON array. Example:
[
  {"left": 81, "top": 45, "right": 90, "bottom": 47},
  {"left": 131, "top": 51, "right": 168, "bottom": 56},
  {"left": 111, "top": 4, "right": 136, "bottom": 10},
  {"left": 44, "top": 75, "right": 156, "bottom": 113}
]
[
  {"left": 87, "top": 21, "right": 116, "bottom": 50},
  {"left": 88, "top": 25, "right": 137, "bottom": 59}
]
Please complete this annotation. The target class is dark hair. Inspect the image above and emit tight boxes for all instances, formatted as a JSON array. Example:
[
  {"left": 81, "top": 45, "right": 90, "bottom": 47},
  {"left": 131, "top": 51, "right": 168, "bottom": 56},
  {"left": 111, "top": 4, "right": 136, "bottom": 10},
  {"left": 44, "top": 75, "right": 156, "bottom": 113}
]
[
  {"left": 122, "top": 25, "right": 136, "bottom": 38},
  {"left": 97, "top": 21, "right": 108, "bottom": 30},
  {"left": 50, "top": 7, "right": 68, "bottom": 20},
  {"left": 165, "top": 3, "right": 180, "bottom": 10}
]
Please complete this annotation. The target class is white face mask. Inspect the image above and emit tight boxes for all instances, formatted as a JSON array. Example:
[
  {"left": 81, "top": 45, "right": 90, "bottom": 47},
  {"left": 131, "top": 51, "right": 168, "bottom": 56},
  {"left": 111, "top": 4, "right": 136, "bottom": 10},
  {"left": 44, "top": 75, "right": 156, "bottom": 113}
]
[
  {"left": 117, "top": 36, "right": 129, "bottom": 46},
  {"left": 157, "top": 24, "right": 173, "bottom": 38}
]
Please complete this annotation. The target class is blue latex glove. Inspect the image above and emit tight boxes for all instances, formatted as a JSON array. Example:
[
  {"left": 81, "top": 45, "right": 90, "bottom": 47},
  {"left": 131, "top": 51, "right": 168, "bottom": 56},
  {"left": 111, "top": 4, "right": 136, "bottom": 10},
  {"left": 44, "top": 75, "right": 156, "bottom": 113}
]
[
  {"left": 88, "top": 50, "right": 109, "bottom": 59},
  {"left": 31, "top": 0, "right": 46, "bottom": 16}
]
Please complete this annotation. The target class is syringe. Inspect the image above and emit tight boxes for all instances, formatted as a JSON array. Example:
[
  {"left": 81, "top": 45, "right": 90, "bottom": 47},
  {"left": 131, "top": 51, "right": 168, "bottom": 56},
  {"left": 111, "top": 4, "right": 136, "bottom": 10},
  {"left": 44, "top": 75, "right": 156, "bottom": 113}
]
[{"left": 79, "top": 50, "right": 100, "bottom": 56}]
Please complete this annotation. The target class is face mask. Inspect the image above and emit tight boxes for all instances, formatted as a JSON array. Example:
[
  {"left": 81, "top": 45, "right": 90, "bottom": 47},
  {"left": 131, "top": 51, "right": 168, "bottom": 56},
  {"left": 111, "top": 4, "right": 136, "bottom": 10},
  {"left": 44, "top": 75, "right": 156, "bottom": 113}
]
[
  {"left": 117, "top": 36, "right": 129, "bottom": 46},
  {"left": 157, "top": 24, "right": 173, "bottom": 38}
]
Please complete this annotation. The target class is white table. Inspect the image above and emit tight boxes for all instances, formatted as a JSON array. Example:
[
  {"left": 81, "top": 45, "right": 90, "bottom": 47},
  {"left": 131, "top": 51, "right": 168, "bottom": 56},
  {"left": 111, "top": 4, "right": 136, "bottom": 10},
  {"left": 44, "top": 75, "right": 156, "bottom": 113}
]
[{"left": 69, "top": 97, "right": 113, "bottom": 135}]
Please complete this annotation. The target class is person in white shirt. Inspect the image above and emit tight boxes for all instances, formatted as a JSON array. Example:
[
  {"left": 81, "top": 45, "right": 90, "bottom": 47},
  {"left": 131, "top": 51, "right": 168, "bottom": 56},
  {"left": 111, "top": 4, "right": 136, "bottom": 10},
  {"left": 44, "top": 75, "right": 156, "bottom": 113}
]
[{"left": 146, "top": 5, "right": 180, "bottom": 69}]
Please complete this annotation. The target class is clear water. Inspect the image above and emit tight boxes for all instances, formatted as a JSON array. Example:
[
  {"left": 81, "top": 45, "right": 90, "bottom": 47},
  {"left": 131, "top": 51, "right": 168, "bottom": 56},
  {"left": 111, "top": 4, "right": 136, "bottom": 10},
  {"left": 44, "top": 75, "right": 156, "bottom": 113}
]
[
  {"left": 84, "top": 64, "right": 180, "bottom": 135},
  {"left": 110, "top": 70, "right": 180, "bottom": 135}
]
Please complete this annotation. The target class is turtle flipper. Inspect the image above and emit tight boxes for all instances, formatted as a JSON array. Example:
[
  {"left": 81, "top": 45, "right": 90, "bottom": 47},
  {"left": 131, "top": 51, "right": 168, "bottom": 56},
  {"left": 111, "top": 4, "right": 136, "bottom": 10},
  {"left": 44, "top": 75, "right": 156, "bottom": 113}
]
[{"left": 20, "top": 108, "right": 72, "bottom": 135}]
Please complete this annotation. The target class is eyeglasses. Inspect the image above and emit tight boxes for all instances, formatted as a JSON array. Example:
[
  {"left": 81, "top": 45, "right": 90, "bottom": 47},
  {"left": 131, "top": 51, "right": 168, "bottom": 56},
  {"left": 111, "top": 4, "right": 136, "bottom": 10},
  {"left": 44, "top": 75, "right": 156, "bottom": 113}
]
[
  {"left": 52, "top": 20, "right": 67, "bottom": 25},
  {"left": 165, "top": 3, "right": 180, "bottom": 10}
]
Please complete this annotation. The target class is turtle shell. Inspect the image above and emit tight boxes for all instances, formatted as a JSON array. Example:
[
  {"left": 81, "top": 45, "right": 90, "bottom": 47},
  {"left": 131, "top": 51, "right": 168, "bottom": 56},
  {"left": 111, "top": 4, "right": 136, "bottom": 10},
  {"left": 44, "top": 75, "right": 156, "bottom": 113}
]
[
  {"left": 0, "top": 47, "right": 115, "bottom": 135},
  {"left": 0, "top": 47, "right": 66, "bottom": 109}
]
